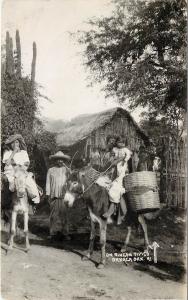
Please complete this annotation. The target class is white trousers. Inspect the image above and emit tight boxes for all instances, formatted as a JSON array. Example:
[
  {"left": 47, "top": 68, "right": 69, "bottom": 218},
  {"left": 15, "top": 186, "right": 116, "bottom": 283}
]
[{"left": 96, "top": 175, "right": 125, "bottom": 204}]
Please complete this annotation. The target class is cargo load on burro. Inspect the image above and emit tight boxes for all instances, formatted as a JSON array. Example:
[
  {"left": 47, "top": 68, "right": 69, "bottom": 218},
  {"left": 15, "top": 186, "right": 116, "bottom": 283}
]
[
  {"left": 120, "top": 170, "right": 161, "bottom": 255},
  {"left": 124, "top": 171, "right": 160, "bottom": 214}
]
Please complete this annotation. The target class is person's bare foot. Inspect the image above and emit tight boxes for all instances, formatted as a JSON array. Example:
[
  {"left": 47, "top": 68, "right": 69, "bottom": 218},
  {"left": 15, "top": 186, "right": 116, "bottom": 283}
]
[{"left": 103, "top": 203, "right": 115, "bottom": 218}]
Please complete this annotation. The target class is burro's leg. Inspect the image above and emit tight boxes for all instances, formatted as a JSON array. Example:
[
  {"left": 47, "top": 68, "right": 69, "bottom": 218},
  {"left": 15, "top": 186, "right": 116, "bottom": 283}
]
[
  {"left": 97, "top": 219, "right": 107, "bottom": 269},
  {"left": 121, "top": 226, "right": 132, "bottom": 252},
  {"left": 82, "top": 219, "right": 96, "bottom": 261},
  {"left": 24, "top": 211, "right": 30, "bottom": 252},
  {"left": 7, "top": 210, "right": 17, "bottom": 251},
  {"left": 138, "top": 214, "right": 149, "bottom": 248}
]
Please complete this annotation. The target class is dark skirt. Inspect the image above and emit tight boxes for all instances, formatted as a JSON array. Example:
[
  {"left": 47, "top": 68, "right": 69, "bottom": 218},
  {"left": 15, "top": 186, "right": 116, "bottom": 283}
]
[{"left": 1, "top": 174, "right": 12, "bottom": 210}]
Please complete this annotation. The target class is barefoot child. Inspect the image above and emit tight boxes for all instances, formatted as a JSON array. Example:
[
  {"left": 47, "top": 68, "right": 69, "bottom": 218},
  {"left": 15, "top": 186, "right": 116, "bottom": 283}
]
[{"left": 103, "top": 137, "right": 132, "bottom": 218}]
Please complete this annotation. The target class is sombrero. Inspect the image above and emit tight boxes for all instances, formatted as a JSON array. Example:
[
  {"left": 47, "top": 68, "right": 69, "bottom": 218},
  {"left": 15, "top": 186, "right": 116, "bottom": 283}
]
[
  {"left": 5, "top": 134, "right": 26, "bottom": 145},
  {"left": 49, "top": 151, "right": 71, "bottom": 161}
]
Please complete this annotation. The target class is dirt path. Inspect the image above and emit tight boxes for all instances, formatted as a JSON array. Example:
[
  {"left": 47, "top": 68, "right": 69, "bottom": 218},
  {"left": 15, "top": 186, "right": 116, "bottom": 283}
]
[{"left": 1, "top": 232, "right": 186, "bottom": 300}]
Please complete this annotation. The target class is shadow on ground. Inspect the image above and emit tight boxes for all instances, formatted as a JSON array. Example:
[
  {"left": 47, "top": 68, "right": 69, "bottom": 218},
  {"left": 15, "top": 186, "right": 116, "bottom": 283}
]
[{"left": 1, "top": 205, "right": 186, "bottom": 283}]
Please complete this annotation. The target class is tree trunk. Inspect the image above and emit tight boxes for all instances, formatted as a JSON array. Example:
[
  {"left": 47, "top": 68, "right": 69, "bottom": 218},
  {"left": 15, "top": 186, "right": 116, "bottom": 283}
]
[{"left": 16, "top": 30, "right": 22, "bottom": 77}]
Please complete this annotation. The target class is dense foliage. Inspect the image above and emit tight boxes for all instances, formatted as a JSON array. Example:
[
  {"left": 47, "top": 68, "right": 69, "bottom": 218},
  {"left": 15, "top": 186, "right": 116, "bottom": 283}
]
[
  {"left": 1, "top": 74, "right": 37, "bottom": 144},
  {"left": 1, "top": 31, "right": 57, "bottom": 184},
  {"left": 78, "top": 0, "right": 186, "bottom": 117}
]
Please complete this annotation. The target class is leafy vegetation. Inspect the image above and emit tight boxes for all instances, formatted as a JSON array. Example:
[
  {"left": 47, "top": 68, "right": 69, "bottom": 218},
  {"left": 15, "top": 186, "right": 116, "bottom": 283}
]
[
  {"left": 1, "top": 30, "right": 57, "bottom": 184},
  {"left": 78, "top": 0, "right": 186, "bottom": 123}
]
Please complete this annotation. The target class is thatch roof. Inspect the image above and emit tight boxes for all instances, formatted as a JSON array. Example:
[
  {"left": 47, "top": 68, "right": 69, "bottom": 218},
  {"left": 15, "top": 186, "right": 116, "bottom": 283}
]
[{"left": 57, "top": 107, "right": 149, "bottom": 146}]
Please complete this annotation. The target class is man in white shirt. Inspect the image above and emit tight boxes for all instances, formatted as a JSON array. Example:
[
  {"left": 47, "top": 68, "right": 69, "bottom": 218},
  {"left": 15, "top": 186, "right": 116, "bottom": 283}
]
[{"left": 46, "top": 151, "right": 71, "bottom": 241}]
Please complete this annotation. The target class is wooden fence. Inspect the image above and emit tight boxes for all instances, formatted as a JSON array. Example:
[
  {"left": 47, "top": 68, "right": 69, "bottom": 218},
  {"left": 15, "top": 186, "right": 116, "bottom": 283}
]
[{"left": 159, "top": 136, "right": 187, "bottom": 209}]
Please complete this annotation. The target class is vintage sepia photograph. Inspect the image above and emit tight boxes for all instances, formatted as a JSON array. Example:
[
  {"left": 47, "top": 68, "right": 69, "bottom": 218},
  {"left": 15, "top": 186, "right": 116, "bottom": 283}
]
[{"left": 1, "top": 0, "right": 187, "bottom": 299}]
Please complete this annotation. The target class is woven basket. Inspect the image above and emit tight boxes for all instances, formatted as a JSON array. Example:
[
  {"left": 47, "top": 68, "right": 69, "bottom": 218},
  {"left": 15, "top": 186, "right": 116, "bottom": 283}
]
[
  {"left": 124, "top": 171, "right": 158, "bottom": 191},
  {"left": 126, "top": 187, "right": 160, "bottom": 213},
  {"left": 85, "top": 167, "right": 101, "bottom": 186},
  {"left": 124, "top": 171, "right": 160, "bottom": 213}
]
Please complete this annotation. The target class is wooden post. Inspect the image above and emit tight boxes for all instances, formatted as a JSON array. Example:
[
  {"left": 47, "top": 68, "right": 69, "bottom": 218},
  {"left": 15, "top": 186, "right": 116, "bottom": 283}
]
[{"left": 176, "top": 139, "right": 179, "bottom": 208}]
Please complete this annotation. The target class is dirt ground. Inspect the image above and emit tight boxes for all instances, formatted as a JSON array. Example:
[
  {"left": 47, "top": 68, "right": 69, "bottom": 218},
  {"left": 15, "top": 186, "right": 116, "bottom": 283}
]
[{"left": 1, "top": 203, "right": 187, "bottom": 300}]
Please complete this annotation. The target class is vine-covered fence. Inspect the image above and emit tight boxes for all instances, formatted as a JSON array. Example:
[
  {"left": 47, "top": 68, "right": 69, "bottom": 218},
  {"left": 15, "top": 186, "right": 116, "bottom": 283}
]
[{"left": 159, "top": 136, "right": 187, "bottom": 209}]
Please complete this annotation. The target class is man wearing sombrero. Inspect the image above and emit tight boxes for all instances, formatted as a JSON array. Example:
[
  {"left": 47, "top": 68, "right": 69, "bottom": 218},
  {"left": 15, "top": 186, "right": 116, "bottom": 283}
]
[
  {"left": 2, "top": 134, "right": 40, "bottom": 205},
  {"left": 46, "top": 151, "right": 71, "bottom": 241}
]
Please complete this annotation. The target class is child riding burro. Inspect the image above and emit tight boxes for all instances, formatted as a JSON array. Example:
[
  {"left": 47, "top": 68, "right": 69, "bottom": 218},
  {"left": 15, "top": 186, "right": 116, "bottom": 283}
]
[{"left": 95, "top": 136, "right": 132, "bottom": 222}]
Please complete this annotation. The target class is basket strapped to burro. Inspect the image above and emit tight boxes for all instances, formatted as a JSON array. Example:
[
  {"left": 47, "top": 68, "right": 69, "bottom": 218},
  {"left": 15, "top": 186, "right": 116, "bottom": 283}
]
[{"left": 123, "top": 171, "right": 160, "bottom": 213}]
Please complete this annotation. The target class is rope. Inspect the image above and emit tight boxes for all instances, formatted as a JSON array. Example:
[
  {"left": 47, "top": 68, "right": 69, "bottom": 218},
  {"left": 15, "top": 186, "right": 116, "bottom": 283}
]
[
  {"left": 63, "top": 162, "right": 71, "bottom": 172},
  {"left": 70, "top": 151, "right": 79, "bottom": 170}
]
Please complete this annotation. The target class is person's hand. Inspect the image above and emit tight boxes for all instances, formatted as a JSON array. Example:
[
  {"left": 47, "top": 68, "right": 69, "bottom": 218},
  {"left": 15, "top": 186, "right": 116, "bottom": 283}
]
[
  {"left": 24, "top": 162, "right": 30, "bottom": 170},
  {"left": 13, "top": 144, "right": 20, "bottom": 153},
  {"left": 112, "top": 158, "right": 122, "bottom": 166}
]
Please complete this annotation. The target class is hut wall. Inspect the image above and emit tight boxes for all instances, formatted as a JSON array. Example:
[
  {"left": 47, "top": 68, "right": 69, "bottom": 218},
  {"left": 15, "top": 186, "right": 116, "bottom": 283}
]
[{"left": 83, "top": 114, "right": 146, "bottom": 159}]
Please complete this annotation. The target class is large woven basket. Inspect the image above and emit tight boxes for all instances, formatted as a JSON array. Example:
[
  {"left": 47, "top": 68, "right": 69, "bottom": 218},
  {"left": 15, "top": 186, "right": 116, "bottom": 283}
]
[
  {"left": 124, "top": 171, "right": 160, "bottom": 213},
  {"left": 124, "top": 171, "right": 158, "bottom": 191},
  {"left": 126, "top": 187, "right": 160, "bottom": 213}
]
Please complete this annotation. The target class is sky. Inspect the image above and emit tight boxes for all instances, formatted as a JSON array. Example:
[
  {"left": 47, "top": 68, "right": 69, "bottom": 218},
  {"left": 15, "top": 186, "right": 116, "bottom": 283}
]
[{"left": 2, "top": 0, "right": 142, "bottom": 122}]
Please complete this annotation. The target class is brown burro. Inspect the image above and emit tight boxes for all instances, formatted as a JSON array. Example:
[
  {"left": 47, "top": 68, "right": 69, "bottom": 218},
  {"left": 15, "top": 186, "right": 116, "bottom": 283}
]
[{"left": 65, "top": 166, "right": 159, "bottom": 269}]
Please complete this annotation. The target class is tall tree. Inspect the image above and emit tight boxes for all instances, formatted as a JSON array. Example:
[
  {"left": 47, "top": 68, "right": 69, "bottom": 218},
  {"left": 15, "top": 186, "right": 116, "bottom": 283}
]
[
  {"left": 1, "top": 30, "right": 57, "bottom": 185},
  {"left": 15, "top": 29, "right": 22, "bottom": 78},
  {"left": 2, "top": 31, "right": 38, "bottom": 146},
  {"left": 78, "top": 0, "right": 186, "bottom": 118}
]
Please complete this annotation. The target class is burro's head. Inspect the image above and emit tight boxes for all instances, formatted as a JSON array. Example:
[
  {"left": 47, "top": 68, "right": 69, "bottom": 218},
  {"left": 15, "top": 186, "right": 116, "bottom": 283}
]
[
  {"left": 64, "top": 170, "right": 84, "bottom": 207},
  {"left": 14, "top": 168, "right": 27, "bottom": 198}
]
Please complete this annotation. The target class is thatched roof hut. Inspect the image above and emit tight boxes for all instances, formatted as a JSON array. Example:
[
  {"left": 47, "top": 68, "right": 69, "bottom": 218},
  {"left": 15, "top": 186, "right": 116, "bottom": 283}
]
[{"left": 57, "top": 107, "right": 149, "bottom": 159}]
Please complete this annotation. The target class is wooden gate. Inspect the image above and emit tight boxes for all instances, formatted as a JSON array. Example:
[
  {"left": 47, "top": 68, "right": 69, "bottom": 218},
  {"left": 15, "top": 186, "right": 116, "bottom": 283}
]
[{"left": 159, "top": 136, "right": 187, "bottom": 209}]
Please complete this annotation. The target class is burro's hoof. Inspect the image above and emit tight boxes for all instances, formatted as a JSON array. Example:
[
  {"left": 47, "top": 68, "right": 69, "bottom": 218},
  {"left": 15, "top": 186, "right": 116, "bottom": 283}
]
[
  {"left": 145, "top": 244, "right": 150, "bottom": 252},
  {"left": 25, "top": 247, "right": 31, "bottom": 253},
  {"left": 97, "top": 263, "right": 105, "bottom": 269},
  {"left": 120, "top": 247, "right": 127, "bottom": 253},
  {"left": 7, "top": 243, "right": 13, "bottom": 250},
  {"left": 6, "top": 245, "right": 13, "bottom": 253},
  {"left": 82, "top": 255, "right": 90, "bottom": 261}
]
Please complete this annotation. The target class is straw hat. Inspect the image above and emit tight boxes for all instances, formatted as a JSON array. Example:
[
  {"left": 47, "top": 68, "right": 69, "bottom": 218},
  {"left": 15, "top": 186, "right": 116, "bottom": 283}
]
[
  {"left": 5, "top": 134, "right": 24, "bottom": 144},
  {"left": 49, "top": 151, "right": 71, "bottom": 161},
  {"left": 4, "top": 134, "right": 26, "bottom": 149}
]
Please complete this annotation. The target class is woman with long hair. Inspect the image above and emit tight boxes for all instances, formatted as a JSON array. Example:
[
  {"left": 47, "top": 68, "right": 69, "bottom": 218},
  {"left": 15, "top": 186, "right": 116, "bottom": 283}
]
[{"left": 2, "top": 134, "right": 40, "bottom": 205}]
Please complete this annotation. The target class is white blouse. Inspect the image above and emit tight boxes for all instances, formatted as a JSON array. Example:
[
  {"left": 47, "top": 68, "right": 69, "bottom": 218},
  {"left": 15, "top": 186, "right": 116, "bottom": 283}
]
[{"left": 3, "top": 150, "right": 30, "bottom": 166}]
